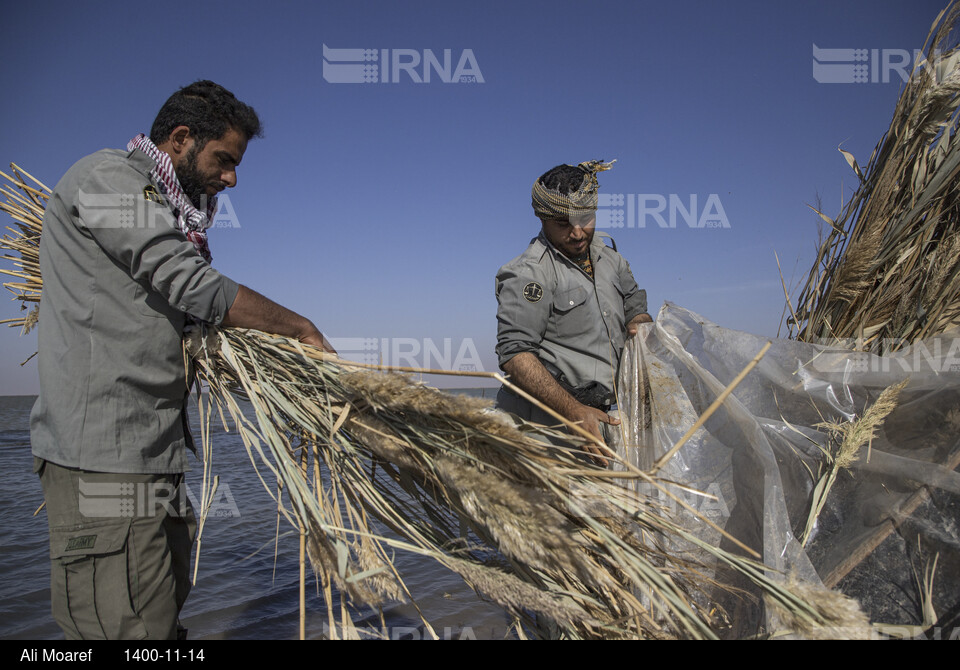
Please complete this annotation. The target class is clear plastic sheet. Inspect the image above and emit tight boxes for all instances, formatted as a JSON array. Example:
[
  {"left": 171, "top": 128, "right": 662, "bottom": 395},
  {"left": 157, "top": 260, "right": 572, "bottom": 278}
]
[{"left": 615, "top": 303, "right": 960, "bottom": 637}]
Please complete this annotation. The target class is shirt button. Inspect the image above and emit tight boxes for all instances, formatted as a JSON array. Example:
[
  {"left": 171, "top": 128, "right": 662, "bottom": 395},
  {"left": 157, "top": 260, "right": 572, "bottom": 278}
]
[{"left": 569, "top": 300, "right": 574, "bottom": 306}]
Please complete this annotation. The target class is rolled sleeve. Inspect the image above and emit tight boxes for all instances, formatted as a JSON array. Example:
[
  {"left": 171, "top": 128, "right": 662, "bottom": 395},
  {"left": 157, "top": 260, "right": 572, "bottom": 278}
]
[
  {"left": 618, "top": 258, "right": 648, "bottom": 322},
  {"left": 495, "top": 266, "right": 552, "bottom": 368},
  {"left": 78, "top": 159, "right": 238, "bottom": 325}
]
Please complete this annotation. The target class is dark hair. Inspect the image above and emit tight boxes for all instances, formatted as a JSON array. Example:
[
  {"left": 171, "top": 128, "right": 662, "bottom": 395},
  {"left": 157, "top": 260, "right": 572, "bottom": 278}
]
[
  {"left": 537, "top": 164, "right": 588, "bottom": 195},
  {"left": 149, "top": 80, "right": 263, "bottom": 149}
]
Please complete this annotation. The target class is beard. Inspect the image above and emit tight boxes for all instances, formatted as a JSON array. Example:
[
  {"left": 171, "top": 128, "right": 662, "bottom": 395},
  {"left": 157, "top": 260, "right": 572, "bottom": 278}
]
[{"left": 175, "top": 146, "right": 209, "bottom": 210}]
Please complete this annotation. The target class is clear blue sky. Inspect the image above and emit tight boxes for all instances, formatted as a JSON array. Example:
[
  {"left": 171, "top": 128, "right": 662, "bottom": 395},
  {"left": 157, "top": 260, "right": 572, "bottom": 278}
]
[{"left": 0, "top": 0, "right": 949, "bottom": 394}]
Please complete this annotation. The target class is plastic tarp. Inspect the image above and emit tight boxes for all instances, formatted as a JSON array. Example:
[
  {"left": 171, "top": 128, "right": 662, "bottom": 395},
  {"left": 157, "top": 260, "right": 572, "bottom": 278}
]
[{"left": 614, "top": 303, "right": 960, "bottom": 637}]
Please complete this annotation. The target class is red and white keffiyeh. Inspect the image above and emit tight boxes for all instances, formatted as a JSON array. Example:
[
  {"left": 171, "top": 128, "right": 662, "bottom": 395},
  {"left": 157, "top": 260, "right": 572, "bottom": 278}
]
[{"left": 128, "top": 133, "right": 216, "bottom": 262}]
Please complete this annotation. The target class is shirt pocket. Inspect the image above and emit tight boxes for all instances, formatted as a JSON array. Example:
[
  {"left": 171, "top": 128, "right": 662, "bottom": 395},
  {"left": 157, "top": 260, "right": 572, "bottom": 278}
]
[{"left": 552, "top": 285, "right": 593, "bottom": 339}]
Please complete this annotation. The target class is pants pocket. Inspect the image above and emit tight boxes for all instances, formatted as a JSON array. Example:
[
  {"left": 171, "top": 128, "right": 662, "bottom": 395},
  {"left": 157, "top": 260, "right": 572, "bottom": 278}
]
[{"left": 49, "top": 519, "right": 148, "bottom": 640}]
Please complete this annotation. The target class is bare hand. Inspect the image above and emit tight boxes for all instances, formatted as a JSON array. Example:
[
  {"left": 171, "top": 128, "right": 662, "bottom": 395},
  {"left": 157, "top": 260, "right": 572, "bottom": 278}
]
[
  {"left": 319, "top": 333, "right": 337, "bottom": 355},
  {"left": 223, "top": 285, "right": 338, "bottom": 355},
  {"left": 298, "top": 325, "right": 337, "bottom": 354},
  {"left": 569, "top": 404, "right": 618, "bottom": 467},
  {"left": 627, "top": 312, "right": 653, "bottom": 336}
]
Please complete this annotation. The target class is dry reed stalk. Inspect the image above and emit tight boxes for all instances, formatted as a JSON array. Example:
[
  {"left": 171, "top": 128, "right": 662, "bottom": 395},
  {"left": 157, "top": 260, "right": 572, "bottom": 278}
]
[
  {"left": 799, "top": 379, "right": 909, "bottom": 547},
  {"left": 783, "top": 4, "right": 959, "bottom": 630},
  {"left": 299, "top": 443, "right": 308, "bottom": 640},
  {"left": 791, "top": 2, "right": 960, "bottom": 350},
  {"left": 0, "top": 165, "right": 47, "bottom": 334},
  {"left": 186, "top": 326, "right": 868, "bottom": 639},
  {"left": 0, "top": 162, "right": 867, "bottom": 639},
  {"left": 766, "top": 576, "right": 873, "bottom": 640}
]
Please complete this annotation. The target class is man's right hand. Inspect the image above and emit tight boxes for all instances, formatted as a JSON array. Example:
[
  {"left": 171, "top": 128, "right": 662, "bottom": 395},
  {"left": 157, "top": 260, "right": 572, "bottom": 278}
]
[
  {"left": 298, "top": 327, "right": 337, "bottom": 354},
  {"left": 223, "top": 285, "right": 337, "bottom": 354},
  {"left": 502, "top": 352, "right": 619, "bottom": 466},
  {"left": 567, "top": 403, "right": 618, "bottom": 466}
]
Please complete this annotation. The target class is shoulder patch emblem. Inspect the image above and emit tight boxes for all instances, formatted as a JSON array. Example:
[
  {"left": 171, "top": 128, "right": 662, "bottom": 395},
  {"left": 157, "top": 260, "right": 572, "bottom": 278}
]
[
  {"left": 522, "top": 282, "right": 543, "bottom": 303},
  {"left": 143, "top": 184, "right": 164, "bottom": 204}
]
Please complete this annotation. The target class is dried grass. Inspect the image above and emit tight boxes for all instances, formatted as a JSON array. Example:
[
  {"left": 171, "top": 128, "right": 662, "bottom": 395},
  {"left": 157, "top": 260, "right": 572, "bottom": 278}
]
[
  {"left": 0, "top": 164, "right": 46, "bottom": 334},
  {"left": 767, "top": 577, "right": 873, "bottom": 640},
  {"left": 790, "top": 3, "right": 960, "bottom": 350},
  {"left": 1, "top": 162, "right": 870, "bottom": 638},
  {"left": 800, "top": 379, "right": 909, "bottom": 546}
]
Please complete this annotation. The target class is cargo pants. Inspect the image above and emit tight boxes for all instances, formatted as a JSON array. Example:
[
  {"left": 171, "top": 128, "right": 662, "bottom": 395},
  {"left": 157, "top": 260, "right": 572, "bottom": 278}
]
[{"left": 36, "top": 458, "right": 196, "bottom": 640}]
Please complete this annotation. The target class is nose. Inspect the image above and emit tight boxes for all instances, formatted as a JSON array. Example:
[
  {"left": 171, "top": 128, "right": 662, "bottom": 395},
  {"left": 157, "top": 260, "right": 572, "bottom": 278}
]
[{"left": 222, "top": 168, "right": 237, "bottom": 189}]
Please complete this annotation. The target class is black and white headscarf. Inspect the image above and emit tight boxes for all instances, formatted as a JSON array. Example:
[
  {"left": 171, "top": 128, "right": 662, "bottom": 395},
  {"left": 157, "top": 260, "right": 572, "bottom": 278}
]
[{"left": 128, "top": 133, "right": 216, "bottom": 262}]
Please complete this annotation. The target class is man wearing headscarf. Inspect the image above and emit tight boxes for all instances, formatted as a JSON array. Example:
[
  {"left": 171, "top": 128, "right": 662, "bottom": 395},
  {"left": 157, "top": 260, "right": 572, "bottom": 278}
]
[
  {"left": 495, "top": 161, "right": 651, "bottom": 465},
  {"left": 31, "top": 81, "right": 336, "bottom": 641}
]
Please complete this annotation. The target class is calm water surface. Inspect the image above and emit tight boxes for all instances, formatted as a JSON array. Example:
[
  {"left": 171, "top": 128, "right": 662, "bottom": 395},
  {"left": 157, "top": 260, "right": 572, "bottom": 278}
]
[{"left": 0, "top": 391, "right": 513, "bottom": 640}]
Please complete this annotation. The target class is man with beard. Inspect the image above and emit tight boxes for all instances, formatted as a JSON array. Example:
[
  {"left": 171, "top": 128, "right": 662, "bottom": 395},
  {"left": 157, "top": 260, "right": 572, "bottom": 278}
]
[
  {"left": 495, "top": 161, "right": 651, "bottom": 466},
  {"left": 30, "top": 81, "right": 335, "bottom": 640}
]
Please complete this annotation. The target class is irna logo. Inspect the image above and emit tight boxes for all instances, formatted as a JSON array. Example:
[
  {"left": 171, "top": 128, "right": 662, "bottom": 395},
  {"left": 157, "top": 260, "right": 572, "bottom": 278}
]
[{"left": 322, "top": 45, "right": 484, "bottom": 84}]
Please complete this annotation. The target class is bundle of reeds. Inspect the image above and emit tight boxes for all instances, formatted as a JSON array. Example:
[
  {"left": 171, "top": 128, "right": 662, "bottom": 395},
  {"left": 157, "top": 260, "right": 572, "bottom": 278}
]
[
  {"left": 1, "top": 165, "right": 869, "bottom": 639},
  {"left": 186, "top": 326, "right": 872, "bottom": 639},
  {"left": 790, "top": 3, "right": 960, "bottom": 350},
  {"left": 0, "top": 164, "right": 45, "bottom": 334}
]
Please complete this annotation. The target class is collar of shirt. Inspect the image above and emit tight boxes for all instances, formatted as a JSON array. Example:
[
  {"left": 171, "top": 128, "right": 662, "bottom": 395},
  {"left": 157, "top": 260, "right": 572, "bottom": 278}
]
[{"left": 535, "top": 231, "right": 610, "bottom": 269}]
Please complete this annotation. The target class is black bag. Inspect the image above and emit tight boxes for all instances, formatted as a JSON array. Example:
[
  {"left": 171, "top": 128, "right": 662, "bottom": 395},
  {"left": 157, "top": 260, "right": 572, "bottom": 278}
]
[{"left": 544, "top": 362, "right": 616, "bottom": 411}]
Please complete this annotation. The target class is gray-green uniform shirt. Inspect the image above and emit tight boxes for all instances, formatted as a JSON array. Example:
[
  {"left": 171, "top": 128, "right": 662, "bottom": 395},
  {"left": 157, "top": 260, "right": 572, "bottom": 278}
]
[
  {"left": 495, "top": 232, "right": 647, "bottom": 395},
  {"left": 30, "top": 148, "right": 240, "bottom": 474}
]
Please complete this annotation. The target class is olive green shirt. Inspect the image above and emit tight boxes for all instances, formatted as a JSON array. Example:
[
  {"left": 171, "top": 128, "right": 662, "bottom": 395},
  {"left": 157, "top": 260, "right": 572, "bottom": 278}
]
[
  {"left": 495, "top": 232, "right": 647, "bottom": 393},
  {"left": 30, "top": 148, "right": 240, "bottom": 474}
]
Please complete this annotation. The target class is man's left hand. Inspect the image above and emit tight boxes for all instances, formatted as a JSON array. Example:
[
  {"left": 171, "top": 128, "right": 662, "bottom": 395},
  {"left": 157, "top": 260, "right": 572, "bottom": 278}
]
[{"left": 627, "top": 312, "right": 653, "bottom": 336}]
